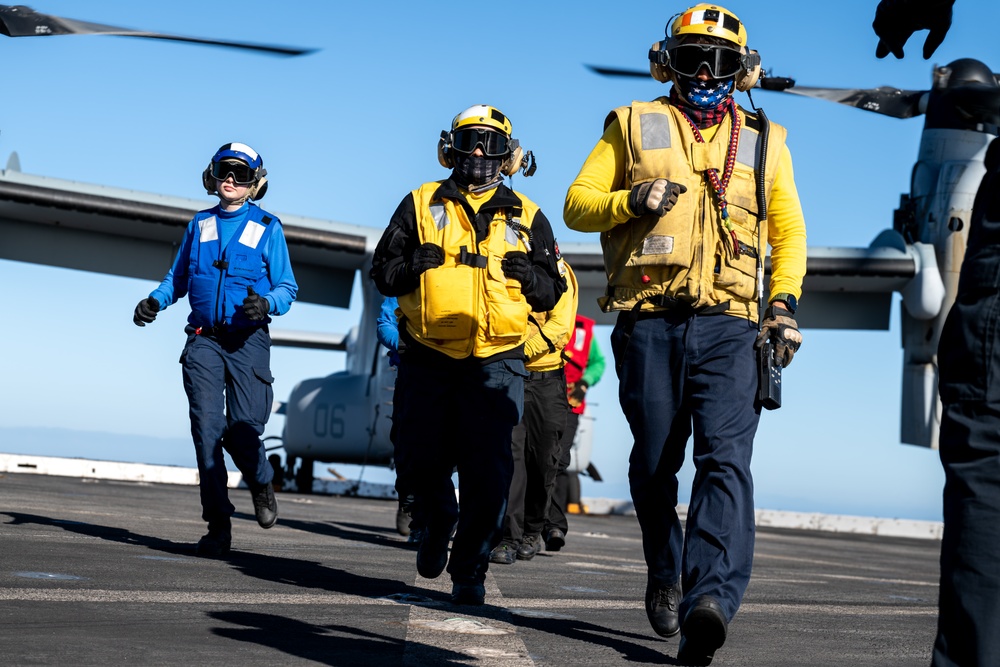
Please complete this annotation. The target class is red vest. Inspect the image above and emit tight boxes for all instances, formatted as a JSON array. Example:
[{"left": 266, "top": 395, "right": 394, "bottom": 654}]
[{"left": 563, "top": 315, "right": 595, "bottom": 414}]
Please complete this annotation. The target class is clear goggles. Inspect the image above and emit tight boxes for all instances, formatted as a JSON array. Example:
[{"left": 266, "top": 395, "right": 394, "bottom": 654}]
[
  {"left": 210, "top": 159, "right": 256, "bottom": 184},
  {"left": 452, "top": 128, "right": 510, "bottom": 157},
  {"left": 668, "top": 43, "right": 744, "bottom": 79}
]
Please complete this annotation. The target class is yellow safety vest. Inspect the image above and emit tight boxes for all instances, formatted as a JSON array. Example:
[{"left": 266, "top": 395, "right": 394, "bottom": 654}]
[
  {"left": 525, "top": 259, "right": 579, "bottom": 372},
  {"left": 399, "top": 181, "right": 539, "bottom": 359},
  {"left": 600, "top": 99, "right": 787, "bottom": 320}
]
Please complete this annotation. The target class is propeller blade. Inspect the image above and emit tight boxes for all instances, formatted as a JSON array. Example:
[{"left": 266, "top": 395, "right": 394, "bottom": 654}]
[
  {"left": 587, "top": 65, "right": 799, "bottom": 93},
  {"left": 585, "top": 64, "right": 651, "bottom": 79},
  {"left": 780, "top": 85, "right": 926, "bottom": 119},
  {"left": 0, "top": 5, "right": 315, "bottom": 56}
]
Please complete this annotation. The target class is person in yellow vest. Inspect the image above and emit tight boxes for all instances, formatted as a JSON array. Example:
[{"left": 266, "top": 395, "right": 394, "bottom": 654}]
[
  {"left": 370, "top": 104, "right": 565, "bottom": 606},
  {"left": 564, "top": 5, "right": 806, "bottom": 664},
  {"left": 490, "top": 258, "right": 579, "bottom": 565}
]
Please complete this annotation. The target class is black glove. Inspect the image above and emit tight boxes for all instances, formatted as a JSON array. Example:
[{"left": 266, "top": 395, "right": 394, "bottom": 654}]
[
  {"left": 755, "top": 304, "right": 803, "bottom": 368},
  {"left": 568, "top": 380, "right": 588, "bottom": 407},
  {"left": 133, "top": 297, "right": 160, "bottom": 327},
  {"left": 501, "top": 251, "right": 536, "bottom": 292},
  {"left": 407, "top": 242, "right": 445, "bottom": 278},
  {"left": 243, "top": 286, "right": 270, "bottom": 321},
  {"left": 628, "top": 179, "right": 687, "bottom": 217},
  {"left": 873, "top": 0, "right": 954, "bottom": 59}
]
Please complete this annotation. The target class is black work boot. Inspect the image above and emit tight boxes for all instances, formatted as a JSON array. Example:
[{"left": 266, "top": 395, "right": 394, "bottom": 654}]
[
  {"left": 489, "top": 542, "right": 517, "bottom": 565},
  {"left": 516, "top": 534, "right": 543, "bottom": 561},
  {"left": 196, "top": 518, "right": 232, "bottom": 558},
  {"left": 677, "top": 596, "right": 728, "bottom": 666},
  {"left": 251, "top": 483, "right": 278, "bottom": 529},
  {"left": 416, "top": 526, "right": 451, "bottom": 579},
  {"left": 544, "top": 528, "right": 566, "bottom": 552},
  {"left": 645, "top": 578, "right": 682, "bottom": 637},
  {"left": 450, "top": 582, "right": 486, "bottom": 606}
]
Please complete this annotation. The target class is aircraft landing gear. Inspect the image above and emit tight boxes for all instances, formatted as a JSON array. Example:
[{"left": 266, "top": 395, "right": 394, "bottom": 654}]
[{"left": 294, "top": 458, "right": 315, "bottom": 494}]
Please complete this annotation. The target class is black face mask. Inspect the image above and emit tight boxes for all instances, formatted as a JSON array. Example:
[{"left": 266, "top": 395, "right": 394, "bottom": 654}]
[{"left": 452, "top": 154, "right": 503, "bottom": 189}]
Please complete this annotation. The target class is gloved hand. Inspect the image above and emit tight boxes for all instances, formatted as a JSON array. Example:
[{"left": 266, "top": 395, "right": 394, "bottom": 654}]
[
  {"left": 501, "top": 251, "right": 536, "bottom": 292},
  {"left": 407, "top": 243, "right": 445, "bottom": 278},
  {"left": 567, "top": 380, "right": 588, "bottom": 408},
  {"left": 628, "top": 179, "right": 687, "bottom": 217},
  {"left": 243, "top": 287, "right": 270, "bottom": 320},
  {"left": 873, "top": 0, "right": 954, "bottom": 59},
  {"left": 133, "top": 297, "right": 160, "bottom": 327},
  {"left": 754, "top": 304, "right": 803, "bottom": 368}
]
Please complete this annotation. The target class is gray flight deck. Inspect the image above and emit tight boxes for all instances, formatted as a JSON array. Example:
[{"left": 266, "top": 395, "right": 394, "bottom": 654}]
[{"left": 0, "top": 471, "right": 939, "bottom": 666}]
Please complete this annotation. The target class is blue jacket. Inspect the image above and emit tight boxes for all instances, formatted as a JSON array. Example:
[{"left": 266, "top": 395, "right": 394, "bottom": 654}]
[
  {"left": 150, "top": 202, "right": 298, "bottom": 328},
  {"left": 376, "top": 296, "right": 401, "bottom": 366}
]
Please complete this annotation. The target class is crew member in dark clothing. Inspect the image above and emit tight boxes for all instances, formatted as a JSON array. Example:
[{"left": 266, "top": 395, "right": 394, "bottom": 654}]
[
  {"left": 545, "top": 314, "right": 606, "bottom": 551},
  {"left": 370, "top": 104, "right": 565, "bottom": 606}
]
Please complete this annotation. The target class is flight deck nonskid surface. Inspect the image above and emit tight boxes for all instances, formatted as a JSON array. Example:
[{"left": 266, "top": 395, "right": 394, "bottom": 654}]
[{"left": 0, "top": 472, "right": 938, "bottom": 666}]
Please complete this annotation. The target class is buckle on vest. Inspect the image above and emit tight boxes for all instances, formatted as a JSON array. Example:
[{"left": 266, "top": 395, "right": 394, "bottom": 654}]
[{"left": 458, "top": 245, "right": 487, "bottom": 268}]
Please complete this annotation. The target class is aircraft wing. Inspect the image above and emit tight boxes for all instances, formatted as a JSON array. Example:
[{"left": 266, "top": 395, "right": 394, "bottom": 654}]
[
  {"left": 269, "top": 329, "right": 348, "bottom": 351},
  {"left": 0, "top": 167, "right": 914, "bottom": 330},
  {"left": 0, "top": 167, "right": 381, "bottom": 308},
  {"left": 561, "top": 241, "right": 916, "bottom": 330}
]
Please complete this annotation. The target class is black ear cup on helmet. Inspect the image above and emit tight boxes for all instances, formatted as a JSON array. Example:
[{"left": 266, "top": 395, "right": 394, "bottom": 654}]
[{"left": 437, "top": 130, "right": 454, "bottom": 169}]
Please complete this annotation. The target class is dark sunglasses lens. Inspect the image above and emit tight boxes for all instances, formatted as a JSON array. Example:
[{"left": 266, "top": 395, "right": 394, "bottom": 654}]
[
  {"left": 211, "top": 160, "right": 254, "bottom": 184},
  {"left": 670, "top": 44, "right": 742, "bottom": 78},
  {"left": 452, "top": 129, "right": 509, "bottom": 157}
]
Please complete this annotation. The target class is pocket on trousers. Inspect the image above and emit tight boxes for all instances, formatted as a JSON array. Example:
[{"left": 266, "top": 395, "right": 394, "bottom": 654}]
[{"left": 253, "top": 366, "right": 275, "bottom": 424}]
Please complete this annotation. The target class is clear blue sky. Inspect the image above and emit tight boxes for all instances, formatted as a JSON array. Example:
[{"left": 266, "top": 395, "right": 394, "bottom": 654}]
[{"left": 2, "top": 0, "right": 997, "bottom": 521}]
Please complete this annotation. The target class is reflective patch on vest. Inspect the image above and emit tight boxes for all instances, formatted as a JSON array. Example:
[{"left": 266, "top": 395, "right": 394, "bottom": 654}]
[
  {"left": 238, "top": 221, "right": 267, "bottom": 249},
  {"left": 429, "top": 203, "right": 449, "bottom": 230},
  {"left": 199, "top": 216, "right": 218, "bottom": 243},
  {"left": 640, "top": 114, "right": 671, "bottom": 150},
  {"left": 505, "top": 224, "right": 520, "bottom": 246},
  {"left": 737, "top": 128, "right": 759, "bottom": 168},
  {"left": 642, "top": 235, "right": 674, "bottom": 255}
]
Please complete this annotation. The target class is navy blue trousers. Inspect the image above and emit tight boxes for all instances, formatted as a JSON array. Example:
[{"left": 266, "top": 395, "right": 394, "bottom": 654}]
[
  {"left": 181, "top": 326, "right": 275, "bottom": 524},
  {"left": 395, "top": 355, "right": 525, "bottom": 586},
  {"left": 611, "top": 311, "right": 760, "bottom": 622}
]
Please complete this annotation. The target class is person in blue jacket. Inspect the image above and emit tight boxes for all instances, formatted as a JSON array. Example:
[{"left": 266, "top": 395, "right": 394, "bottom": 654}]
[
  {"left": 376, "top": 296, "right": 402, "bottom": 367},
  {"left": 132, "top": 143, "right": 298, "bottom": 557},
  {"left": 376, "top": 295, "right": 419, "bottom": 541}
]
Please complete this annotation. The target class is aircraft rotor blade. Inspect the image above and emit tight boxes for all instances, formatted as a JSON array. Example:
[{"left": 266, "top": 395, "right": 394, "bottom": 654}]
[
  {"left": 586, "top": 64, "right": 799, "bottom": 92},
  {"left": 585, "top": 64, "right": 651, "bottom": 79},
  {"left": 0, "top": 5, "right": 315, "bottom": 56},
  {"left": 781, "top": 85, "right": 926, "bottom": 119}
]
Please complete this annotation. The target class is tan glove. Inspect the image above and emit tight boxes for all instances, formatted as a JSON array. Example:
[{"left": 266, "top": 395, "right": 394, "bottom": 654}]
[{"left": 754, "top": 305, "right": 802, "bottom": 368}]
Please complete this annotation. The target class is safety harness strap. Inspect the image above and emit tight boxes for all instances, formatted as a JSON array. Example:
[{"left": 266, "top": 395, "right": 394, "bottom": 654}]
[{"left": 458, "top": 245, "right": 488, "bottom": 268}]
